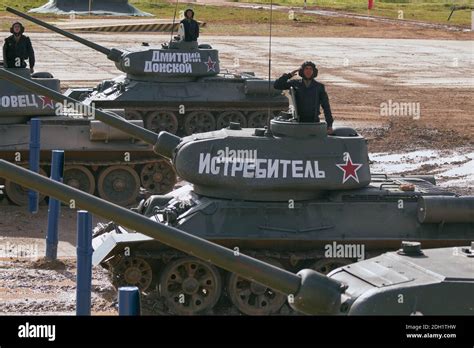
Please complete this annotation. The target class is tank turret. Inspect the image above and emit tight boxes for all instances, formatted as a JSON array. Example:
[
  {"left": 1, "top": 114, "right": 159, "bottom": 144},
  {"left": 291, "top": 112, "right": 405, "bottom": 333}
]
[
  {"left": 7, "top": 7, "right": 220, "bottom": 82},
  {"left": 172, "top": 120, "right": 370, "bottom": 200},
  {"left": 7, "top": 7, "right": 287, "bottom": 135},
  {"left": 0, "top": 161, "right": 473, "bottom": 315},
  {"left": 0, "top": 68, "right": 60, "bottom": 124}
]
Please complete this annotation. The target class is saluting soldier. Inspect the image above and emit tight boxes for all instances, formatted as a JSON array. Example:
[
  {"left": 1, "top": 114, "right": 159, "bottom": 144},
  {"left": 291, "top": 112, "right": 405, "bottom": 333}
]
[{"left": 274, "top": 61, "right": 333, "bottom": 134}]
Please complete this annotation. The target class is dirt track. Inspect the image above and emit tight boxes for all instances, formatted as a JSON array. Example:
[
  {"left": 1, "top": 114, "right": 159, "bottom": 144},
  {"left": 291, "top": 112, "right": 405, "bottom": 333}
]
[
  {"left": 0, "top": 258, "right": 116, "bottom": 315},
  {"left": 2, "top": 31, "right": 470, "bottom": 136}
]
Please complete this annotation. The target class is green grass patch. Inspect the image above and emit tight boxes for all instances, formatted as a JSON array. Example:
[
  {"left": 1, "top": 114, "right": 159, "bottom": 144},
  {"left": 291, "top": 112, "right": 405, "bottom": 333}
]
[
  {"left": 234, "top": 0, "right": 473, "bottom": 26},
  {"left": 129, "top": 0, "right": 292, "bottom": 23},
  {"left": 0, "top": 1, "right": 297, "bottom": 32},
  {"left": 0, "top": 1, "right": 290, "bottom": 24},
  {"left": 0, "top": 0, "right": 44, "bottom": 13}
]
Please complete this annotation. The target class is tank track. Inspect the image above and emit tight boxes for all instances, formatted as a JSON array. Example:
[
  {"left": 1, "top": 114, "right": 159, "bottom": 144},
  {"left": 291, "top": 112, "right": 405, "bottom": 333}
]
[
  {"left": 140, "top": 288, "right": 296, "bottom": 316},
  {"left": 3, "top": 157, "right": 176, "bottom": 206},
  {"left": 102, "top": 243, "right": 382, "bottom": 315},
  {"left": 124, "top": 107, "right": 284, "bottom": 136}
]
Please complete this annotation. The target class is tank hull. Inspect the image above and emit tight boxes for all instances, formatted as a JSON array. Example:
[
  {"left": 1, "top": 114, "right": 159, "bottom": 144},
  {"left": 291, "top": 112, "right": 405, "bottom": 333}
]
[
  {"left": 92, "top": 178, "right": 474, "bottom": 314},
  {"left": 66, "top": 75, "right": 289, "bottom": 135},
  {"left": 332, "top": 245, "right": 474, "bottom": 315}
]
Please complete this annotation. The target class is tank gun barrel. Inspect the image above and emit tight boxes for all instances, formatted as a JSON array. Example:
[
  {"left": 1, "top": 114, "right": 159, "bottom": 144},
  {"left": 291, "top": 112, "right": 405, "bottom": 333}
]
[
  {"left": 0, "top": 68, "right": 182, "bottom": 157},
  {"left": 0, "top": 160, "right": 345, "bottom": 315},
  {"left": 6, "top": 7, "right": 115, "bottom": 59}
]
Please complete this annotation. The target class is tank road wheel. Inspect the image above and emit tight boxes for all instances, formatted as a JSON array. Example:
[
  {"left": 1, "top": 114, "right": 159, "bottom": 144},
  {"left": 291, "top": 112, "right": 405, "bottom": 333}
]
[
  {"left": 5, "top": 167, "right": 47, "bottom": 206},
  {"left": 216, "top": 111, "right": 247, "bottom": 129},
  {"left": 145, "top": 111, "right": 179, "bottom": 134},
  {"left": 311, "top": 258, "right": 353, "bottom": 275},
  {"left": 227, "top": 258, "right": 287, "bottom": 315},
  {"left": 124, "top": 109, "right": 144, "bottom": 121},
  {"left": 183, "top": 111, "right": 216, "bottom": 135},
  {"left": 140, "top": 160, "right": 177, "bottom": 194},
  {"left": 64, "top": 165, "right": 95, "bottom": 195},
  {"left": 159, "top": 257, "right": 222, "bottom": 315},
  {"left": 97, "top": 165, "right": 140, "bottom": 206},
  {"left": 247, "top": 111, "right": 269, "bottom": 128},
  {"left": 110, "top": 257, "right": 154, "bottom": 292}
]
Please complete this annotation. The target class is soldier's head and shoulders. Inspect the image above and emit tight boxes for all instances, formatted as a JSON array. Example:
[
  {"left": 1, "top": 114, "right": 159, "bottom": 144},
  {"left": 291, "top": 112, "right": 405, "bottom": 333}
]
[
  {"left": 294, "top": 61, "right": 326, "bottom": 90},
  {"left": 181, "top": 8, "right": 196, "bottom": 23},
  {"left": 5, "top": 22, "right": 32, "bottom": 44}
]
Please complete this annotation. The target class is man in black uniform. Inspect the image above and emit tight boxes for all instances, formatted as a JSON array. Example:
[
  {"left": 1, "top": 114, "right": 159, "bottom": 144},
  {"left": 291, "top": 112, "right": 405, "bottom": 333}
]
[
  {"left": 180, "top": 9, "right": 199, "bottom": 43},
  {"left": 3, "top": 22, "right": 35, "bottom": 73},
  {"left": 274, "top": 61, "right": 333, "bottom": 134}
]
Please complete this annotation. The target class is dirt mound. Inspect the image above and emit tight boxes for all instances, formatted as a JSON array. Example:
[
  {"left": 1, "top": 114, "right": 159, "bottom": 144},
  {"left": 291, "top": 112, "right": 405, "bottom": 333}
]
[
  {"left": 363, "top": 118, "right": 473, "bottom": 153},
  {"left": 30, "top": 258, "right": 68, "bottom": 270}
]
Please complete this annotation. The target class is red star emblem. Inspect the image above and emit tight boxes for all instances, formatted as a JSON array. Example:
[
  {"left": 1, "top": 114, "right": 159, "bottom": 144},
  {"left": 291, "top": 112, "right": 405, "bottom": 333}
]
[
  {"left": 204, "top": 56, "right": 217, "bottom": 72},
  {"left": 336, "top": 152, "right": 363, "bottom": 184},
  {"left": 38, "top": 95, "right": 55, "bottom": 109}
]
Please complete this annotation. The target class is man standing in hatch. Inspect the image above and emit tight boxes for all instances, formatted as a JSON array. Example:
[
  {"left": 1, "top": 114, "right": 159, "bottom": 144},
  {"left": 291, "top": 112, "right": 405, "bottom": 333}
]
[
  {"left": 178, "top": 8, "right": 199, "bottom": 49},
  {"left": 274, "top": 61, "right": 334, "bottom": 134},
  {"left": 3, "top": 22, "right": 35, "bottom": 73}
]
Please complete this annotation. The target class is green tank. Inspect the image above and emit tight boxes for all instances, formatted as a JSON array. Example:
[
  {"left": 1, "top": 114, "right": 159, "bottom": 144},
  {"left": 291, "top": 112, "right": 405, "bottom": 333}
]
[
  {"left": 1, "top": 67, "right": 472, "bottom": 316},
  {"left": 0, "top": 67, "right": 176, "bottom": 206},
  {"left": 0, "top": 161, "right": 473, "bottom": 315},
  {"left": 8, "top": 7, "right": 288, "bottom": 136}
]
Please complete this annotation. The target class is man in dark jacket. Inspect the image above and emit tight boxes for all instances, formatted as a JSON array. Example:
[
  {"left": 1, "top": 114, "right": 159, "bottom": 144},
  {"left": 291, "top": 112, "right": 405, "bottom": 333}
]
[
  {"left": 180, "top": 9, "right": 199, "bottom": 42},
  {"left": 3, "top": 22, "right": 35, "bottom": 73},
  {"left": 274, "top": 61, "right": 333, "bottom": 134}
]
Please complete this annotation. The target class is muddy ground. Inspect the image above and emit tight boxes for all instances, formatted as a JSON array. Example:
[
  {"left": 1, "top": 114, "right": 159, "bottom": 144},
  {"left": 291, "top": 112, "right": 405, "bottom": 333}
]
[
  {"left": 0, "top": 259, "right": 116, "bottom": 315},
  {"left": 0, "top": 16, "right": 472, "bottom": 314}
]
